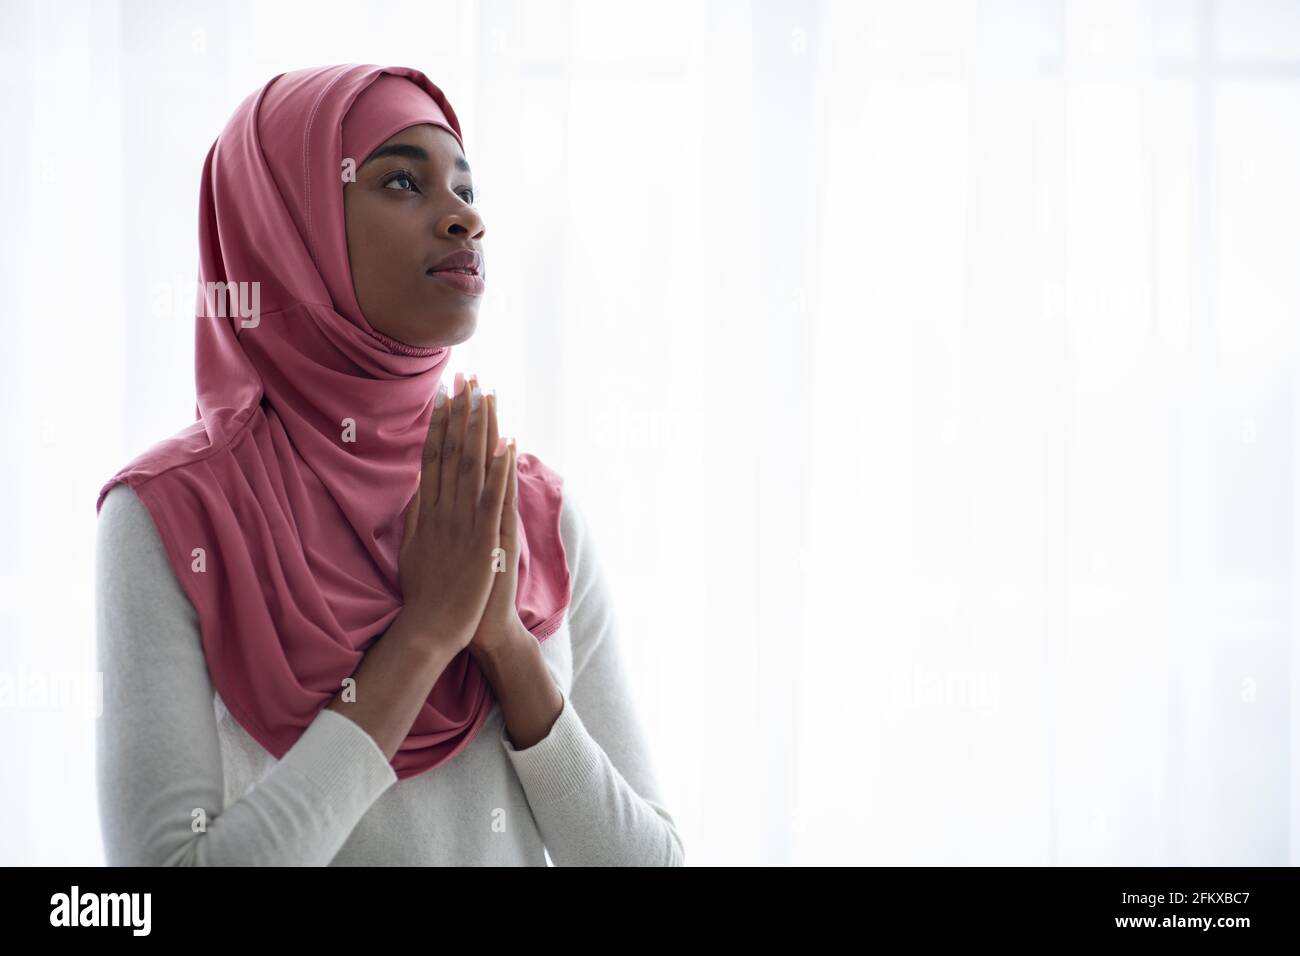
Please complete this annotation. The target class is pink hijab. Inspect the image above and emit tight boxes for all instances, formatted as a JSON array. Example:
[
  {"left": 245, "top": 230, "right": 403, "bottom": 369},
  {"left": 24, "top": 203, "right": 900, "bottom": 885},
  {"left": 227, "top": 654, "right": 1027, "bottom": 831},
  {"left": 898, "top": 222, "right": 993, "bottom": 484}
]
[{"left": 96, "top": 64, "right": 571, "bottom": 781}]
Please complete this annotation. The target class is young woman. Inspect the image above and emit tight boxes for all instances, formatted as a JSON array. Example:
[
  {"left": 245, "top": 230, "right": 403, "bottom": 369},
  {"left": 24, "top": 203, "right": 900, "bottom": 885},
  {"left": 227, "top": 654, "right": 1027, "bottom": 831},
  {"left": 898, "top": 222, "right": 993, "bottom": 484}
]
[{"left": 94, "top": 64, "right": 684, "bottom": 866}]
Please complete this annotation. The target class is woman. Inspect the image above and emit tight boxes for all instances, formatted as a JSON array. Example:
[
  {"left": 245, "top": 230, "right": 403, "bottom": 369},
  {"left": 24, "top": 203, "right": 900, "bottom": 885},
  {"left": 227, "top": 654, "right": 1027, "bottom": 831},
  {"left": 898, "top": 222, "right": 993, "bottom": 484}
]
[{"left": 94, "top": 64, "right": 684, "bottom": 866}]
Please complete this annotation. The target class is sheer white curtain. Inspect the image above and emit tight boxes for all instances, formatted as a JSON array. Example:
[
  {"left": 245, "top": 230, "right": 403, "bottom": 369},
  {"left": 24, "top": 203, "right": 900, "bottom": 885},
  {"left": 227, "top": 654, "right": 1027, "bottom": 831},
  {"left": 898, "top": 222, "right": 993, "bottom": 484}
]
[{"left": 1, "top": 0, "right": 1295, "bottom": 865}]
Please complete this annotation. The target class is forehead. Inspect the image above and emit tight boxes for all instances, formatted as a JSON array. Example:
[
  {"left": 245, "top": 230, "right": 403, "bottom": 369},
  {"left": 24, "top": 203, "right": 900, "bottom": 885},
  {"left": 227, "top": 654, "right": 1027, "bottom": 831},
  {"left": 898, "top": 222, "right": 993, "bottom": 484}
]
[{"left": 364, "top": 124, "right": 467, "bottom": 167}]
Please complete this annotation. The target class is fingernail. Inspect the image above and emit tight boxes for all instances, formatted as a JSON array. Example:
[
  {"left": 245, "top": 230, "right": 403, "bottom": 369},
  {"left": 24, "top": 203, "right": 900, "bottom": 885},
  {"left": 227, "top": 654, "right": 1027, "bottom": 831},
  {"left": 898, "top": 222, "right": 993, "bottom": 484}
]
[
  {"left": 434, "top": 383, "right": 447, "bottom": 409},
  {"left": 453, "top": 371, "right": 464, "bottom": 397},
  {"left": 470, "top": 381, "right": 482, "bottom": 411},
  {"left": 493, "top": 435, "right": 507, "bottom": 457}
]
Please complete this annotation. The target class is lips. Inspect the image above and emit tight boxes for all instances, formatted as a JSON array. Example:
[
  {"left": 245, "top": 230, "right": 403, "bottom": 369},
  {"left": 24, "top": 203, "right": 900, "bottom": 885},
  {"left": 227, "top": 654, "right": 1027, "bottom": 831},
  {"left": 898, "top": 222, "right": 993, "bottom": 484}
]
[
  {"left": 425, "top": 249, "right": 485, "bottom": 296},
  {"left": 427, "top": 249, "right": 482, "bottom": 276},
  {"left": 425, "top": 251, "right": 484, "bottom": 296}
]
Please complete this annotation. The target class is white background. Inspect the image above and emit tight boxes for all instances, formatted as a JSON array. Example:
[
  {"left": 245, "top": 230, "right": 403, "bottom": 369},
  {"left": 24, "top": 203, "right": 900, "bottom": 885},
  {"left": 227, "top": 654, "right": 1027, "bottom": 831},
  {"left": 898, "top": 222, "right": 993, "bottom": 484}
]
[{"left": 1, "top": 0, "right": 1298, "bottom": 865}]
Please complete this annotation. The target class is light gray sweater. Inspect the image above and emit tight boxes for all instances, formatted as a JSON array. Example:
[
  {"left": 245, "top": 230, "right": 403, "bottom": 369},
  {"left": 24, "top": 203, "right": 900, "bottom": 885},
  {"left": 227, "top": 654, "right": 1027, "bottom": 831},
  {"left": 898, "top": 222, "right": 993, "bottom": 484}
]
[{"left": 94, "top": 481, "right": 684, "bottom": 866}]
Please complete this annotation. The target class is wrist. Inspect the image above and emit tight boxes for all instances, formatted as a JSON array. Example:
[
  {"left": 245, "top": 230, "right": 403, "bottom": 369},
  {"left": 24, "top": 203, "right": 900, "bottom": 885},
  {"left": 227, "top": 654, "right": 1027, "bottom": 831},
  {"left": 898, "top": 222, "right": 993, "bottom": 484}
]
[
  {"left": 470, "top": 620, "right": 532, "bottom": 670},
  {"left": 387, "top": 609, "right": 464, "bottom": 675}
]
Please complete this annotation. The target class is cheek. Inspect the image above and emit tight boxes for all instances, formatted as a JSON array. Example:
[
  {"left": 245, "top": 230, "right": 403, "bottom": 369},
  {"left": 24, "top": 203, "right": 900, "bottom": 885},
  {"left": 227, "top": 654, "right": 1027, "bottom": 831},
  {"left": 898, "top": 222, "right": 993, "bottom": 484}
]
[
  {"left": 354, "top": 205, "right": 424, "bottom": 267},
  {"left": 345, "top": 213, "right": 389, "bottom": 290}
]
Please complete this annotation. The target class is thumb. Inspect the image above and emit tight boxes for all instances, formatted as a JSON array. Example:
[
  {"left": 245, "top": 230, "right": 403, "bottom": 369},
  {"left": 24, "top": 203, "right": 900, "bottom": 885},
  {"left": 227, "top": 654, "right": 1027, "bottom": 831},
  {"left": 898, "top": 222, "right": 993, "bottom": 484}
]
[{"left": 402, "top": 482, "right": 421, "bottom": 550}]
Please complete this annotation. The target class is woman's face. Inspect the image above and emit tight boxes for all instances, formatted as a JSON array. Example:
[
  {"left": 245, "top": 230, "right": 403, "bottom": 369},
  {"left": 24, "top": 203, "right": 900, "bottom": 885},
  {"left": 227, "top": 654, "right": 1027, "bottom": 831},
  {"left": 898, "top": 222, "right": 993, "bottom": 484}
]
[{"left": 344, "top": 123, "right": 486, "bottom": 348}]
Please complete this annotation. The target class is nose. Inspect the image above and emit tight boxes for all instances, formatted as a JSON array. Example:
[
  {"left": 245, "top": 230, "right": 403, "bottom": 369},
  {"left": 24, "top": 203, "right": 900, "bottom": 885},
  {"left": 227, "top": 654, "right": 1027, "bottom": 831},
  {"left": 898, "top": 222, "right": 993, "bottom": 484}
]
[{"left": 440, "top": 204, "right": 486, "bottom": 242}]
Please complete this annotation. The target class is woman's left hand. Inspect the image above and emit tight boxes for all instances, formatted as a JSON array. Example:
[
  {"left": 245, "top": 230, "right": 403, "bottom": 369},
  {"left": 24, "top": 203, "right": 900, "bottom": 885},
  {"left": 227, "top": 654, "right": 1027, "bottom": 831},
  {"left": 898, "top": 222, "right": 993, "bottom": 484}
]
[{"left": 467, "top": 379, "right": 527, "bottom": 661}]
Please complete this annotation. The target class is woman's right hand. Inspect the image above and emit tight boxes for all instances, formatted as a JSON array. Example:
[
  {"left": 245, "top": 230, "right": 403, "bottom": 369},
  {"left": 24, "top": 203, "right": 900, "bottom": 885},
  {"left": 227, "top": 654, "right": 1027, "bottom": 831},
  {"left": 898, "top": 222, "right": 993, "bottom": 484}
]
[{"left": 398, "top": 373, "right": 514, "bottom": 658}]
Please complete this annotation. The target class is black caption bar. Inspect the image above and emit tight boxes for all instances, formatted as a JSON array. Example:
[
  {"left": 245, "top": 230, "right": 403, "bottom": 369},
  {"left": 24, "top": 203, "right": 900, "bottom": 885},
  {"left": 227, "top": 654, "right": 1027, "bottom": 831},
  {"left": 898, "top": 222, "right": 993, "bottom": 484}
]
[{"left": 1, "top": 865, "right": 1295, "bottom": 941}]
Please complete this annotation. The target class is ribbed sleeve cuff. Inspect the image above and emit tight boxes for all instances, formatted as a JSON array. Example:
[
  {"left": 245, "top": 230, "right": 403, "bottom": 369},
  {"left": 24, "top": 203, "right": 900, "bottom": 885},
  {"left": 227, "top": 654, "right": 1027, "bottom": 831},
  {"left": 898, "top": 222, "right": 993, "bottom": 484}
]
[
  {"left": 280, "top": 708, "right": 399, "bottom": 818},
  {"left": 500, "top": 689, "right": 604, "bottom": 803}
]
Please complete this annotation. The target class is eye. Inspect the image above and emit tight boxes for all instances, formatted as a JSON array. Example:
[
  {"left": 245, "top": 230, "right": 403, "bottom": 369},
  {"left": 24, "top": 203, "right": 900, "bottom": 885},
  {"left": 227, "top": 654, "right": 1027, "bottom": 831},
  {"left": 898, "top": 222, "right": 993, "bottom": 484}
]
[
  {"left": 382, "top": 170, "right": 420, "bottom": 193},
  {"left": 458, "top": 186, "right": 477, "bottom": 205}
]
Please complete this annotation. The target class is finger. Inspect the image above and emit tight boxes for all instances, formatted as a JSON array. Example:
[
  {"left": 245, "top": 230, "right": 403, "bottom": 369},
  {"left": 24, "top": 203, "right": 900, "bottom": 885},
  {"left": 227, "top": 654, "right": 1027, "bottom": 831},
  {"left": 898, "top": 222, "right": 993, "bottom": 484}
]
[
  {"left": 500, "top": 438, "right": 519, "bottom": 554},
  {"left": 457, "top": 376, "right": 488, "bottom": 506},
  {"left": 481, "top": 434, "right": 511, "bottom": 538},
  {"left": 419, "top": 381, "right": 451, "bottom": 518},
  {"left": 439, "top": 371, "right": 468, "bottom": 507},
  {"left": 484, "top": 389, "right": 499, "bottom": 481}
]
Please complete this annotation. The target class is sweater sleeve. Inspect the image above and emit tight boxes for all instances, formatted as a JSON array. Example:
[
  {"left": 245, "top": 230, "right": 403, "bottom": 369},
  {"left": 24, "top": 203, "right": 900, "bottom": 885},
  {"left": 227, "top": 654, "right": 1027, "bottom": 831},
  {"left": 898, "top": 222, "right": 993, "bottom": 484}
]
[
  {"left": 499, "top": 488, "right": 686, "bottom": 866},
  {"left": 94, "top": 483, "right": 398, "bottom": 866}
]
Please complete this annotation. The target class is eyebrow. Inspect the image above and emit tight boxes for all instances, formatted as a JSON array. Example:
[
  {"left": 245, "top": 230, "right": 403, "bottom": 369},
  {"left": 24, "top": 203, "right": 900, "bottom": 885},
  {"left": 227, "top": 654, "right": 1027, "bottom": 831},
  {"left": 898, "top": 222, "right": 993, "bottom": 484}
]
[{"left": 362, "top": 142, "right": 471, "bottom": 174}]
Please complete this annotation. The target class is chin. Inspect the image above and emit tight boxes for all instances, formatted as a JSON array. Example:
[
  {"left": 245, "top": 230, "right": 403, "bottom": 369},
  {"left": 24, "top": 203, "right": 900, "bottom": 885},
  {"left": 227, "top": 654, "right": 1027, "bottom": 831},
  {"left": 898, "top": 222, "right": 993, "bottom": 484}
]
[
  {"left": 446, "top": 309, "right": 479, "bottom": 342},
  {"left": 407, "top": 310, "right": 477, "bottom": 348}
]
